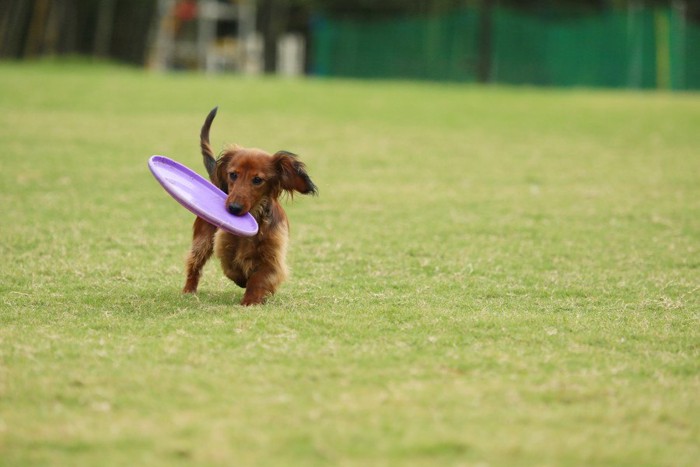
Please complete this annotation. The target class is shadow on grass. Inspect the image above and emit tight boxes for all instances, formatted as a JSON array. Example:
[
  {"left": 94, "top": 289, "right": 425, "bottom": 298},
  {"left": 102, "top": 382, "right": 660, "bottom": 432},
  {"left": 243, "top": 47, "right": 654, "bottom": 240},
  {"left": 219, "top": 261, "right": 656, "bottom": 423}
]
[
  {"left": 153, "top": 287, "right": 245, "bottom": 308},
  {"left": 185, "top": 289, "right": 243, "bottom": 307},
  {"left": 76, "top": 284, "right": 246, "bottom": 316}
]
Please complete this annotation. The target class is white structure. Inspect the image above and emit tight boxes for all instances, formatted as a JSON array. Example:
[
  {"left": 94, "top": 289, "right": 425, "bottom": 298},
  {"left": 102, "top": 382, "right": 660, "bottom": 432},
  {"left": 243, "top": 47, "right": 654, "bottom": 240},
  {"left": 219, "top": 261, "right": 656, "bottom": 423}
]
[
  {"left": 277, "top": 33, "right": 305, "bottom": 77},
  {"left": 149, "top": 0, "right": 258, "bottom": 74}
]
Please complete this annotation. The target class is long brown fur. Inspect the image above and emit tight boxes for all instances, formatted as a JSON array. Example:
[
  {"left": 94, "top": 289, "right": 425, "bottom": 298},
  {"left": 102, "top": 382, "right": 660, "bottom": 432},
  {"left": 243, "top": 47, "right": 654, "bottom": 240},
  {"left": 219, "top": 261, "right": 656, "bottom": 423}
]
[{"left": 183, "top": 107, "right": 317, "bottom": 305}]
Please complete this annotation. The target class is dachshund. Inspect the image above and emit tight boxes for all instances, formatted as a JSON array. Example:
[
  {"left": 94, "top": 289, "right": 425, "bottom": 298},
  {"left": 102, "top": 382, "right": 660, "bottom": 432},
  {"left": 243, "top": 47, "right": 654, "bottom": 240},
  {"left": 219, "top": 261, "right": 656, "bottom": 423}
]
[{"left": 182, "top": 107, "right": 317, "bottom": 305}]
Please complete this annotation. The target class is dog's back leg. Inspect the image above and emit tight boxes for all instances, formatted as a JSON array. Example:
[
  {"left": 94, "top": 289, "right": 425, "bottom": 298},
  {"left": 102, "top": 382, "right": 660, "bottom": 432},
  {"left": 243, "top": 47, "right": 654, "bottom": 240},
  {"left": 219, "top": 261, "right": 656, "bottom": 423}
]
[{"left": 183, "top": 216, "right": 217, "bottom": 293}]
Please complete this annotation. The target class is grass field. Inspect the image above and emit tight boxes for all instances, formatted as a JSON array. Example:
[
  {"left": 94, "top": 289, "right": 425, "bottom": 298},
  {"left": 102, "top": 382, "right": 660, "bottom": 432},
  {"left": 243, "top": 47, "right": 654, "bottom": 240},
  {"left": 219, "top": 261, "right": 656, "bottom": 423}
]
[{"left": 1, "top": 60, "right": 698, "bottom": 466}]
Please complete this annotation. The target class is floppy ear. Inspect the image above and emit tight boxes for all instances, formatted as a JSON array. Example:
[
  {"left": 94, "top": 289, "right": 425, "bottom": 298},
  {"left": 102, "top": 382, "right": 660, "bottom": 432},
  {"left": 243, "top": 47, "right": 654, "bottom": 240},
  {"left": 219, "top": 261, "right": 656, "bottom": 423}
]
[
  {"left": 273, "top": 151, "right": 318, "bottom": 196},
  {"left": 213, "top": 153, "right": 231, "bottom": 194}
]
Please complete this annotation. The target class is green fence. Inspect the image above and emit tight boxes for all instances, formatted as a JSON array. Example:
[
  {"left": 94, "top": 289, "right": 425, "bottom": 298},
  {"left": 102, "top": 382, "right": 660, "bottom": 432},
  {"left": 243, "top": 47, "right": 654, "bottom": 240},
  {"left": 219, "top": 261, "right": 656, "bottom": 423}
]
[{"left": 312, "top": 7, "right": 700, "bottom": 90}]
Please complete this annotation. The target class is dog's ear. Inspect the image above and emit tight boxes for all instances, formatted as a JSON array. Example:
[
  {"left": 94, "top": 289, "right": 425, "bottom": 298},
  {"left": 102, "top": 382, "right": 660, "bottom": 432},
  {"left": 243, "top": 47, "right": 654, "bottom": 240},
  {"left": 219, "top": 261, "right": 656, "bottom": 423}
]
[
  {"left": 273, "top": 151, "right": 318, "bottom": 196},
  {"left": 213, "top": 153, "right": 231, "bottom": 194}
]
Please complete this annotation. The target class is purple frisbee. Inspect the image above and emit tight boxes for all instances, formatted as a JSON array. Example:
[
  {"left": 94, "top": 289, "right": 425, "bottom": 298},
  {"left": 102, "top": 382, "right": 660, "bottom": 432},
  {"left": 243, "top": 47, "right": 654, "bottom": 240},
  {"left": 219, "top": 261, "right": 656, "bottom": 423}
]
[{"left": 148, "top": 155, "right": 258, "bottom": 237}]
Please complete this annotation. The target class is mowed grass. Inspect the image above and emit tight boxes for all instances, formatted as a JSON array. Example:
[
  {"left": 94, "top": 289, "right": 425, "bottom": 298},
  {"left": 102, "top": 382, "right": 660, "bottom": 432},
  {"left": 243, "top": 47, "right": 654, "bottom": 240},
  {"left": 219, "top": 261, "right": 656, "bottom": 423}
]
[{"left": 0, "top": 60, "right": 698, "bottom": 466}]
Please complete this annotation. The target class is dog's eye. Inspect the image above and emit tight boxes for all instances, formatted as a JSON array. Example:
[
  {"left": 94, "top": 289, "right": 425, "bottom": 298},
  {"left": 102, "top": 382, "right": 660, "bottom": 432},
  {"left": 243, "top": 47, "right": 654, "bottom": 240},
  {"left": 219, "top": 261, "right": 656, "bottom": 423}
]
[
  {"left": 229, "top": 172, "right": 238, "bottom": 181},
  {"left": 252, "top": 176, "right": 264, "bottom": 186}
]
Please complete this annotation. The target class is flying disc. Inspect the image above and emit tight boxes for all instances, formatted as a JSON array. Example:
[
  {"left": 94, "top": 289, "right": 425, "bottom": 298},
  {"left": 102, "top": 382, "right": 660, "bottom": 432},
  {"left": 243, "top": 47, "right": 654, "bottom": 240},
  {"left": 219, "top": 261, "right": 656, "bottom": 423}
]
[{"left": 148, "top": 155, "right": 258, "bottom": 237}]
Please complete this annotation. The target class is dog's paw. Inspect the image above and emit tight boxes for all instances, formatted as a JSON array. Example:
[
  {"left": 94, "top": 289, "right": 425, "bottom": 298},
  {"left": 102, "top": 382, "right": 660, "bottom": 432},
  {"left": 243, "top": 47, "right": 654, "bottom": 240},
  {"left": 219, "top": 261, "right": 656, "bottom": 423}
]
[{"left": 240, "top": 290, "right": 267, "bottom": 306}]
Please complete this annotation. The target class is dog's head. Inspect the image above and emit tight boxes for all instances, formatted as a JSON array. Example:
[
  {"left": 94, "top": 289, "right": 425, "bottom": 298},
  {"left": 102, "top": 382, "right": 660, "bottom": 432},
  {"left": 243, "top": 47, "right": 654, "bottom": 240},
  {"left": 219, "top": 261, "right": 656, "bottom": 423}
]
[
  {"left": 199, "top": 107, "right": 316, "bottom": 219},
  {"left": 212, "top": 147, "right": 317, "bottom": 217}
]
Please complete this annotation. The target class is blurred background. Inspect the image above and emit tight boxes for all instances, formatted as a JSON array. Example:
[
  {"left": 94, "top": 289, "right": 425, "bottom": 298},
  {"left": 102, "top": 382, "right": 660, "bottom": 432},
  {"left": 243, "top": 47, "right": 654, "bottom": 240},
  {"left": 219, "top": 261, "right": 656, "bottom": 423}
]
[{"left": 1, "top": 0, "right": 698, "bottom": 90}]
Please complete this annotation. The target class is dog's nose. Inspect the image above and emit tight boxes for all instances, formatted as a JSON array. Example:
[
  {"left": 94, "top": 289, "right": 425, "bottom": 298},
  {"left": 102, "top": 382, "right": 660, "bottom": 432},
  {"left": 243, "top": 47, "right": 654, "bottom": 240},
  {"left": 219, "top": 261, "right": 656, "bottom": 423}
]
[{"left": 228, "top": 202, "right": 244, "bottom": 216}]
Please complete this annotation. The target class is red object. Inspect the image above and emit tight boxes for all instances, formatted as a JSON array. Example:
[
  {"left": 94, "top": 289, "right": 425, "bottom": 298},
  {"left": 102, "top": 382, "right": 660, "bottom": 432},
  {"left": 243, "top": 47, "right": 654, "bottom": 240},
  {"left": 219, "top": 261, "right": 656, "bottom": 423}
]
[{"left": 174, "top": 0, "right": 197, "bottom": 21}]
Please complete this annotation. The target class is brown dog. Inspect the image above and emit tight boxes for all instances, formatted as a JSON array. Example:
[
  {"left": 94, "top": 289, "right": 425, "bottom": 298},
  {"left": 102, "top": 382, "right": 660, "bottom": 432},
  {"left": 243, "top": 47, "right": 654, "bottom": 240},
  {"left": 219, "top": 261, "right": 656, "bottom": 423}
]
[{"left": 182, "top": 107, "right": 317, "bottom": 305}]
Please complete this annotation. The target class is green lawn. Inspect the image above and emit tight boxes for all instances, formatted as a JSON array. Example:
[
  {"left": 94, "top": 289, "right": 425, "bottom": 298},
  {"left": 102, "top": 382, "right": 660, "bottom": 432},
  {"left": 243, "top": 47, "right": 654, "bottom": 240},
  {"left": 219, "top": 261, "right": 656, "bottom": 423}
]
[{"left": 1, "top": 60, "right": 698, "bottom": 466}]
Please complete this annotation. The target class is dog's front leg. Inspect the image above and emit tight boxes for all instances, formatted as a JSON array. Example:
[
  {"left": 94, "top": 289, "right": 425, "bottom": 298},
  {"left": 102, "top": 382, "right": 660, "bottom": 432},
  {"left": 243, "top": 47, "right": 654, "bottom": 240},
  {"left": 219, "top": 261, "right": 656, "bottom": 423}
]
[
  {"left": 183, "top": 217, "right": 217, "bottom": 293},
  {"left": 241, "top": 264, "right": 284, "bottom": 306}
]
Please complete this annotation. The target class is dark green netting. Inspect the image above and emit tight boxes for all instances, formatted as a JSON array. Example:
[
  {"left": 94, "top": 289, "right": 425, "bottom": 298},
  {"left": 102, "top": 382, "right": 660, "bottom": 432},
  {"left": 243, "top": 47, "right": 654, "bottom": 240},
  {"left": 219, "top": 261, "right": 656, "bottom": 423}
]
[{"left": 312, "top": 7, "right": 700, "bottom": 90}]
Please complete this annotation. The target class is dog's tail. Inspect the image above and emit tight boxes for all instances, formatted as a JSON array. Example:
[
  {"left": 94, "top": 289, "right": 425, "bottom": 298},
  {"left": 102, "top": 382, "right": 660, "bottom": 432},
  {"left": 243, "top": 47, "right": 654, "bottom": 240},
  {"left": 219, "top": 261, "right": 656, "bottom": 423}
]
[{"left": 201, "top": 106, "right": 218, "bottom": 180}]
